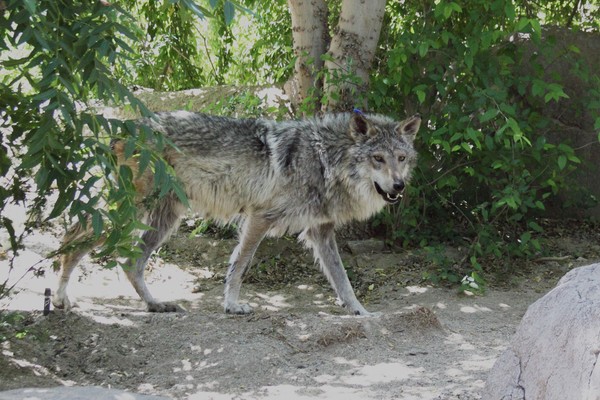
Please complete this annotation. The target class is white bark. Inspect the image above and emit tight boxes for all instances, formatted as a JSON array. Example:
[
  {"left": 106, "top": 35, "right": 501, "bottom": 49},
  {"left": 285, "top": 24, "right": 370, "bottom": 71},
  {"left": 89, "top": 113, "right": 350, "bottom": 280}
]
[
  {"left": 323, "top": 0, "right": 386, "bottom": 111},
  {"left": 287, "top": 0, "right": 329, "bottom": 114}
]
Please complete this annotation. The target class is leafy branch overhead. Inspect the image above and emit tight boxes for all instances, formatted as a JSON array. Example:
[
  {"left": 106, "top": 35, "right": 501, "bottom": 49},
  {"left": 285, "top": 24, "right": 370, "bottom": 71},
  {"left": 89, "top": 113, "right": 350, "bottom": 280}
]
[{"left": 0, "top": 1, "right": 186, "bottom": 266}]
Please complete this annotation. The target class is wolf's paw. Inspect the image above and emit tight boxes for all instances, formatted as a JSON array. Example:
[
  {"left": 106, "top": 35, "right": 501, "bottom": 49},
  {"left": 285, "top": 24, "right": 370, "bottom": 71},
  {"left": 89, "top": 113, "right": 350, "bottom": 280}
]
[
  {"left": 351, "top": 307, "right": 380, "bottom": 317},
  {"left": 147, "top": 302, "right": 185, "bottom": 313},
  {"left": 52, "top": 295, "right": 72, "bottom": 311},
  {"left": 355, "top": 310, "right": 382, "bottom": 318},
  {"left": 225, "top": 303, "right": 254, "bottom": 315}
]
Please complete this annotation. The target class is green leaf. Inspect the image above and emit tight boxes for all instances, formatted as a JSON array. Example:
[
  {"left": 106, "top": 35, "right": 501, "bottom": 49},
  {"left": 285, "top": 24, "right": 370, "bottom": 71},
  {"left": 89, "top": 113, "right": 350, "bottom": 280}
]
[
  {"left": 418, "top": 42, "right": 428, "bottom": 57},
  {"left": 223, "top": 1, "right": 235, "bottom": 25},
  {"left": 2, "top": 56, "right": 31, "bottom": 67},
  {"left": 504, "top": 2, "right": 515, "bottom": 20},
  {"left": 23, "top": 0, "right": 37, "bottom": 14},
  {"left": 34, "top": 168, "right": 49, "bottom": 189},
  {"left": 480, "top": 109, "right": 498, "bottom": 123},
  {"left": 1, "top": 217, "right": 18, "bottom": 252},
  {"left": 531, "top": 79, "right": 545, "bottom": 97},
  {"left": 465, "top": 53, "right": 473, "bottom": 69},
  {"left": 450, "top": 132, "right": 463, "bottom": 143},
  {"left": 443, "top": 4, "right": 452, "bottom": 19},
  {"left": 32, "top": 88, "right": 58, "bottom": 101},
  {"left": 441, "top": 31, "right": 452, "bottom": 45},
  {"left": 485, "top": 135, "right": 494, "bottom": 150},
  {"left": 320, "top": 53, "right": 334, "bottom": 62},
  {"left": 516, "top": 18, "right": 529, "bottom": 31},
  {"left": 138, "top": 149, "right": 151, "bottom": 175},
  {"left": 499, "top": 103, "right": 516, "bottom": 117},
  {"left": 32, "top": 30, "right": 51, "bottom": 50},
  {"left": 58, "top": 76, "right": 77, "bottom": 96},
  {"left": 520, "top": 231, "right": 531, "bottom": 244},
  {"left": 172, "top": 181, "right": 189, "bottom": 207},
  {"left": 92, "top": 211, "right": 104, "bottom": 236},
  {"left": 412, "top": 84, "right": 428, "bottom": 104},
  {"left": 48, "top": 185, "right": 76, "bottom": 219},
  {"left": 449, "top": 2, "right": 462, "bottom": 13},
  {"left": 528, "top": 221, "right": 543, "bottom": 232},
  {"left": 529, "top": 19, "right": 542, "bottom": 38},
  {"left": 557, "top": 155, "right": 567, "bottom": 170},
  {"left": 544, "top": 83, "right": 569, "bottom": 103}
]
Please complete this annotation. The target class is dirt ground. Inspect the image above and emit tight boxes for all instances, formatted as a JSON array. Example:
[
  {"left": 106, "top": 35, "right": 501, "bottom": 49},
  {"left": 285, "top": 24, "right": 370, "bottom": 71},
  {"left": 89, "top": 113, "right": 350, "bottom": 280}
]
[{"left": 1, "top": 218, "right": 599, "bottom": 399}]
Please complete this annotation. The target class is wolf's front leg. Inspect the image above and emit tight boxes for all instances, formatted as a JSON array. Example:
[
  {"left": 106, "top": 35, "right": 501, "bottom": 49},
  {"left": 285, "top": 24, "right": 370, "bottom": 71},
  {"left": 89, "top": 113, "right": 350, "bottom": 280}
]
[
  {"left": 224, "top": 216, "right": 271, "bottom": 314},
  {"left": 302, "top": 223, "right": 371, "bottom": 316}
]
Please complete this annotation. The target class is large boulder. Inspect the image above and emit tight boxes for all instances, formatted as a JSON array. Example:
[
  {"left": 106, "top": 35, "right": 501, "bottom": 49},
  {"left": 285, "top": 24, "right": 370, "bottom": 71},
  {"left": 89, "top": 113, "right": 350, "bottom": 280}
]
[{"left": 483, "top": 263, "right": 600, "bottom": 399}]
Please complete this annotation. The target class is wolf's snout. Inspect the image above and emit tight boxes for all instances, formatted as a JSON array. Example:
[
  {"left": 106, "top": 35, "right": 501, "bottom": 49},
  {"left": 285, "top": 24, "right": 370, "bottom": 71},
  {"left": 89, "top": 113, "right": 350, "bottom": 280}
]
[
  {"left": 374, "top": 181, "right": 402, "bottom": 204},
  {"left": 393, "top": 181, "right": 405, "bottom": 192}
]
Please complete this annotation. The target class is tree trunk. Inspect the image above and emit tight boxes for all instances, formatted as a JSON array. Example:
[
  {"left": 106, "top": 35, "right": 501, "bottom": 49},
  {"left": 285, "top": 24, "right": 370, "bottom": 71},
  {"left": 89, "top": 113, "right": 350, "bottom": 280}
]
[
  {"left": 287, "top": 0, "right": 329, "bottom": 115},
  {"left": 322, "top": 0, "right": 386, "bottom": 112}
]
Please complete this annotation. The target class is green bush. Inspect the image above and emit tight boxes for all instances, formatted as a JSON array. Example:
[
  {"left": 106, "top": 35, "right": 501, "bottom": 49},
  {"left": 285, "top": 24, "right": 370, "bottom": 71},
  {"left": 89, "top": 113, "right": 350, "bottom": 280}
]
[{"left": 369, "top": 0, "right": 599, "bottom": 273}]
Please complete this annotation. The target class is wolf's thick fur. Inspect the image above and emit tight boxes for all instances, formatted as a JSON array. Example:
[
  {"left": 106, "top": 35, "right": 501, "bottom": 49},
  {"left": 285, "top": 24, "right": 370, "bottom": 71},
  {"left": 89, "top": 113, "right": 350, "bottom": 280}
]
[{"left": 53, "top": 111, "right": 421, "bottom": 315}]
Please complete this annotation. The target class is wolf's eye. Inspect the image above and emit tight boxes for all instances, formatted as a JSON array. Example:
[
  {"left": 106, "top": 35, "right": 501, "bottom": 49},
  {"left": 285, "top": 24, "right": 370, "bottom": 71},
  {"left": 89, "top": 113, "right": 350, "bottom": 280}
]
[
  {"left": 373, "top": 155, "right": 385, "bottom": 163},
  {"left": 398, "top": 156, "right": 406, "bottom": 162}
]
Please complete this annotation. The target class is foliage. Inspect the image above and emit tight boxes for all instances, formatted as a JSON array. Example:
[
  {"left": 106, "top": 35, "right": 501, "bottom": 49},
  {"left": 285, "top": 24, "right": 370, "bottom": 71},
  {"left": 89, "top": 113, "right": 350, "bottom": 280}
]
[
  {"left": 0, "top": 0, "right": 186, "bottom": 295},
  {"left": 201, "top": 89, "right": 289, "bottom": 119},
  {"left": 120, "top": 0, "right": 292, "bottom": 90},
  {"left": 0, "top": 311, "right": 29, "bottom": 341},
  {"left": 236, "top": 0, "right": 293, "bottom": 85},
  {"left": 367, "top": 0, "right": 600, "bottom": 278},
  {"left": 124, "top": 1, "right": 206, "bottom": 90}
]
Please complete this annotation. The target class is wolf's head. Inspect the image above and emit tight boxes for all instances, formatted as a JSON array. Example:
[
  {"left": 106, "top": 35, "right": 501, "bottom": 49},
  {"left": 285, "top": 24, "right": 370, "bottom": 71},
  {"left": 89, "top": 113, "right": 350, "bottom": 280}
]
[{"left": 349, "top": 112, "right": 421, "bottom": 205}]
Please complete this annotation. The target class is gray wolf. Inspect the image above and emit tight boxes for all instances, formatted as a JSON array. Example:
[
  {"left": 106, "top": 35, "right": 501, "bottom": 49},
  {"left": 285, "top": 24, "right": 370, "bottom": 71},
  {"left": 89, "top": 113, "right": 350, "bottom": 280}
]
[{"left": 53, "top": 111, "right": 421, "bottom": 315}]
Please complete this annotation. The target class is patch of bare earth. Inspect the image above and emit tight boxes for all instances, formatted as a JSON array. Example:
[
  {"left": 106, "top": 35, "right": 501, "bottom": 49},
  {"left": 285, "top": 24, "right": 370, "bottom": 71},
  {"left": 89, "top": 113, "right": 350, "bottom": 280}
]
[{"left": 1, "top": 222, "right": 599, "bottom": 399}]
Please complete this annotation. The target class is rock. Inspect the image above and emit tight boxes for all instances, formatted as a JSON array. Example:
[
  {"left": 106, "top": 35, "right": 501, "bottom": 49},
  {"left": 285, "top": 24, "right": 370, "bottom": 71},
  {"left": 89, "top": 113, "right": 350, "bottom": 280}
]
[
  {"left": 346, "top": 239, "right": 385, "bottom": 254},
  {"left": 483, "top": 263, "right": 600, "bottom": 400},
  {"left": 0, "top": 386, "right": 169, "bottom": 400}
]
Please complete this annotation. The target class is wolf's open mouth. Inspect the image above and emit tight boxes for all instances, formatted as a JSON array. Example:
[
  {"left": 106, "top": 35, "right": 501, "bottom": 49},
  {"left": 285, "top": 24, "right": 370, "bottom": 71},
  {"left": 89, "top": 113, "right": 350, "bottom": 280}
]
[{"left": 374, "top": 182, "right": 400, "bottom": 204}]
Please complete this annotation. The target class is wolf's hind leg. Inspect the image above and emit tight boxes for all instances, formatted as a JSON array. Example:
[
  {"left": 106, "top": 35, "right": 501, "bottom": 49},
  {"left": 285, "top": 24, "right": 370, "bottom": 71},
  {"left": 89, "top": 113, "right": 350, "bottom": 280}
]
[
  {"left": 123, "top": 196, "right": 184, "bottom": 312},
  {"left": 53, "top": 220, "right": 104, "bottom": 310},
  {"left": 224, "top": 216, "right": 271, "bottom": 315},
  {"left": 302, "top": 223, "right": 371, "bottom": 316}
]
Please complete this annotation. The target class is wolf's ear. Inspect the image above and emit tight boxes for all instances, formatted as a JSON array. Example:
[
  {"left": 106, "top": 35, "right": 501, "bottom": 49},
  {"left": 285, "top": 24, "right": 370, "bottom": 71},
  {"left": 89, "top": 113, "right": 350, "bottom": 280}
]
[
  {"left": 350, "top": 113, "right": 375, "bottom": 140},
  {"left": 395, "top": 114, "right": 421, "bottom": 142}
]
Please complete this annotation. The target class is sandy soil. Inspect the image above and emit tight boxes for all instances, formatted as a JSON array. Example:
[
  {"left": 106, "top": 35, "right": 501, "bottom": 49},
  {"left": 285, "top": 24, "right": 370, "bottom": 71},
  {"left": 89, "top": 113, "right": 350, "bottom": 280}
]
[{"left": 1, "top": 215, "right": 599, "bottom": 399}]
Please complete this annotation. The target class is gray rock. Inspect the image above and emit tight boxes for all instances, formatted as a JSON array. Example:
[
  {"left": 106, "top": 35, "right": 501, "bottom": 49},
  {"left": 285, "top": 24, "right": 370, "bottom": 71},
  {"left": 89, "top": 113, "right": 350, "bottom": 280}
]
[
  {"left": 483, "top": 263, "right": 600, "bottom": 400},
  {"left": 346, "top": 239, "right": 385, "bottom": 254},
  {"left": 0, "top": 386, "right": 169, "bottom": 400}
]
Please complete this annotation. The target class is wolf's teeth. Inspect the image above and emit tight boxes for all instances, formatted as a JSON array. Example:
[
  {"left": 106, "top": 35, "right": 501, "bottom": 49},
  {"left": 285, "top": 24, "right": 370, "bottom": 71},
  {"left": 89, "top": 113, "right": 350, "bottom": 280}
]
[{"left": 387, "top": 193, "right": 399, "bottom": 201}]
